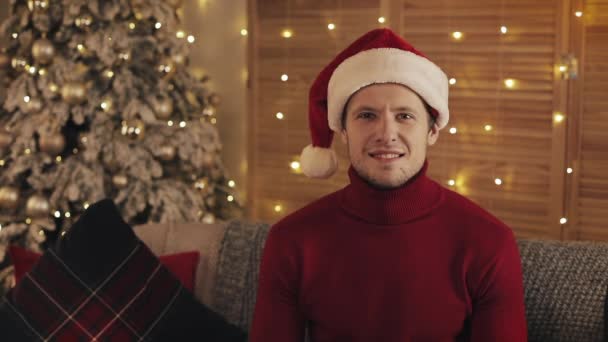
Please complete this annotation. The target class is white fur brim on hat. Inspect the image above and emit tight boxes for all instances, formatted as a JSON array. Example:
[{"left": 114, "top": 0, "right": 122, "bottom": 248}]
[
  {"left": 300, "top": 144, "right": 338, "bottom": 179},
  {"left": 327, "top": 48, "right": 449, "bottom": 132}
]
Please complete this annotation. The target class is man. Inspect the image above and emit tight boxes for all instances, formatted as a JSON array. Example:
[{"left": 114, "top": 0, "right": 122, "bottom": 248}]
[{"left": 251, "top": 28, "right": 527, "bottom": 341}]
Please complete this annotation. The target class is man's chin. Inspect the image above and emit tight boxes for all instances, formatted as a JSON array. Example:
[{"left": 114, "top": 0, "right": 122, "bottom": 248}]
[{"left": 365, "top": 173, "right": 407, "bottom": 190}]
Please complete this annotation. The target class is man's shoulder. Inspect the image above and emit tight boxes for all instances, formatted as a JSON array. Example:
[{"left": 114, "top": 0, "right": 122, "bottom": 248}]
[
  {"left": 270, "top": 189, "right": 342, "bottom": 235},
  {"left": 440, "top": 186, "right": 513, "bottom": 239}
]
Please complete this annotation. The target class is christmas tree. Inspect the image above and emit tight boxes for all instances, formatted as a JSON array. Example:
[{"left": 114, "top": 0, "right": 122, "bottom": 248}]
[{"left": 0, "top": 0, "right": 242, "bottom": 296}]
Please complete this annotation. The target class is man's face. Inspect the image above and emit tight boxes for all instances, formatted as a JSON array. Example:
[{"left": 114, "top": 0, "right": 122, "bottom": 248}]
[{"left": 340, "top": 83, "right": 439, "bottom": 189}]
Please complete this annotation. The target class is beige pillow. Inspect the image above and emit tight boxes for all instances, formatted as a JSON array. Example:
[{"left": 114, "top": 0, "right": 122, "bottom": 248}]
[{"left": 133, "top": 222, "right": 228, "bottom": 308}]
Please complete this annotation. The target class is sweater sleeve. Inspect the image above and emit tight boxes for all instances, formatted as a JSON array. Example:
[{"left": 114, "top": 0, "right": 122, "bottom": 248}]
[
  {"left": 250, "top": 225, "right": 305, "bottom": 342},
  {"left": 470, "top": 229, "right": 528, "bottom": 342}
]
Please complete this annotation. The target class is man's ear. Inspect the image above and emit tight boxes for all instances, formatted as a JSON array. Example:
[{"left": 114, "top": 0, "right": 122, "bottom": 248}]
[
  {"left": 427, "top": 123, "right": 439, "bottom": 146},
  {"left": 340, "top": 128, "right": 348, "bottom": 144}
]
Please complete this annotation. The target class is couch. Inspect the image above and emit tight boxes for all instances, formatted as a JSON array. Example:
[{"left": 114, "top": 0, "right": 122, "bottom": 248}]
[{"left": 134, "top": 220, "right": 608, "bottom": 342}]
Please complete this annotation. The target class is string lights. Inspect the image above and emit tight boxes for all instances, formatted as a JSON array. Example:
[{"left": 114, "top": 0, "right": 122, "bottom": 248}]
[
  {"left": 281, "top": 29, "right": 293, "bottom": 38},
  {"left": 554, "top": 112, "right": 565, "bottom": 123},
  {"left": 265, "top": 10, "right": 581, "bottom": 228},
  {"left": 290, "top": 160, "right": 301, "bottom": 172}
]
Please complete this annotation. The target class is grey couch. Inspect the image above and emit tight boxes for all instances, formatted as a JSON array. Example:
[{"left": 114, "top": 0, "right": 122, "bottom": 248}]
[{"left": 134, "top": 220, "right": 608, "bottom": 342}]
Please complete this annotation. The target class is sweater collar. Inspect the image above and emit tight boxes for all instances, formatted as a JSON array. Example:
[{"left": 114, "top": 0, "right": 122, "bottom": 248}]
[{"left": 340, "top": 161, "right": 444, "bottom": 225}]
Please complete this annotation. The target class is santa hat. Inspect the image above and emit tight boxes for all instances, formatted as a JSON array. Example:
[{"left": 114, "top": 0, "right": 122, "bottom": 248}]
[{"left": 300, "top": 28, "right": 449, "bottom": 179}]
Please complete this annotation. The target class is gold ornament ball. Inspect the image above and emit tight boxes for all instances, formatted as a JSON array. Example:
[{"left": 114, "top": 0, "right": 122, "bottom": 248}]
[
  {"left": 208, "top": 94, "right": 221, "bottom": 106},
  {"left": 0, "top": 186, "right": 20, "bottom": 210},
  {"left": 121, "top": 119, "right": 145, "bottom": 140},
  {"left": 39, "top": 133, "right": 66, "bottom": 155},
  {"left": 25, "top": 194, "right": 50, "bottom": 218},
  {"left": 0, "top": 131, "right": 13, "bottom": 150},
  {"left": 61, "top": 82, "right": 87, "bottom": 105},
  {"left": 75, "top": 13, "right": 94, "bottom": 28},
  {"left": 155, "top": 97, "right": 173, "bottom": 119},
  {"left": 202, "top": 152, "right": 215, "bottom": 167},
  {"left": 194, "top": 177, "right": 210, "bottom": 192},
  {"left": 74, "top": 62, "right": 90, "bottom": 76},
  {"left": 134, "top": 10, "right": 144, "bottom": 21},
  {"left": 185, "top": 91, "right": 199, "bottom": 107},
  {"left": 205, "top": 196, "right": 216, "bottom": 208},
  {"left": 202, "top": 212, "right": 215, "bottom": 224},
  {"left": 166, "top": 0, "right": 183, "bottom": 8},
  {"left": 158, "top": 145, "right": 176, "bottom": 161},
  {"left": 0, "top": 51, "right": 9, "bottom": 69},
  {"left": 25, "top": 97, "right": 43, "bottom": 113},
  {"left": 31, "top": 38, "right": 55, "bottom": 65},
  {"left": 112, "top": 174, "right": 129, "bottom": 189},
  {"left": 48, "top": 82, "right": 59, "bottom": 94}
]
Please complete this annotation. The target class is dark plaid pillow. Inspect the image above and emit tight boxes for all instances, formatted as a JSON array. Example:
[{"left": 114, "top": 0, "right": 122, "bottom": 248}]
[{"left": 0, "top": 199, "right": 246, "bottom": 341}]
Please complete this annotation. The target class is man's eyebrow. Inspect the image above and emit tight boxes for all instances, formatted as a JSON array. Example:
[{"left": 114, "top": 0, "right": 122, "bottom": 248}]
[
  {"left": 392, "top": 106, "right": 419, "bottom": 112},
  {"left": 348, "top": 105, "right": 420, "bottom": 113}
]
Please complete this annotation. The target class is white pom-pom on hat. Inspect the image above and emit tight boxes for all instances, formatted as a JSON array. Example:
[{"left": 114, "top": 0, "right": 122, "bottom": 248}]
[{"left": 300, "top": 144, "right": 338, "bottom": 179}]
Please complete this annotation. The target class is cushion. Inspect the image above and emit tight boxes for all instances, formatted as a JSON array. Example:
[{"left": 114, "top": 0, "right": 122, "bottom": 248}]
[
  {"left": 0, "top": 199, "right": 246, "bottom": 341},
  {"left": 9, "top": 246, "right": 200, "bottom": 292},
  {"left": 134, "top": 221, "right": 228, "bottom": 307}
]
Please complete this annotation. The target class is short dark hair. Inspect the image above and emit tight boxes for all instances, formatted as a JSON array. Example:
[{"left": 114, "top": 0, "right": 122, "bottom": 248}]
[{"left": 341, "top": 100, "right": 437, "bottom": 131}]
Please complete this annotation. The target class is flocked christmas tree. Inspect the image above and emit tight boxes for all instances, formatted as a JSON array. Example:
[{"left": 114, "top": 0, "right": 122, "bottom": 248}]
[{"left": 0, "top": 0, "right": 242, "bottom": 295}]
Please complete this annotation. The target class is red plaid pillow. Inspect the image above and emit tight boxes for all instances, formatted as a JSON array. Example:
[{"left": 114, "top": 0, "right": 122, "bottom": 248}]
[
  {"left": 5, "top": 242, "right": 183, "bottom": 340},
  {"left": 0, "top": 199, "right": 246, "bottom": 341},
  {"left": 8, "top": 245, "right": 200, "bottom": 292}
]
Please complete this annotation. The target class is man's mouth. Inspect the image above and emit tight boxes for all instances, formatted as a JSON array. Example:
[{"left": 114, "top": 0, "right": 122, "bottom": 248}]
[{"left": 368, "top": 151, "right": 405, "bottom": 160}]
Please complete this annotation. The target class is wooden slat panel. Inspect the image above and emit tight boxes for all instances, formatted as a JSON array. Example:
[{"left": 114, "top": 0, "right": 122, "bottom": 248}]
[
  {"left": 570, "top": 0, "right": 608, "bottom": 240},
  {"left": 248, "top": 0, "right": 607, "bottom": 238},
  {"left": 251, "top": 0, "right": 381, "bottom": 222},
  {"left": 400, "top": 0, "right": 560, "bottom": 239}
]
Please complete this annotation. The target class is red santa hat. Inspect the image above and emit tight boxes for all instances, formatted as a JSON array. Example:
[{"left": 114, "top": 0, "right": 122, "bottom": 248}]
[{"left": 300, "top": 28, "right": 449, "bottom": 179}]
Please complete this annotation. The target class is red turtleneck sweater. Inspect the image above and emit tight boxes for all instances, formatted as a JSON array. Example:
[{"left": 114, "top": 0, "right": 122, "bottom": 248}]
[{"left": 251, "top": 163, "right": 527, "bottom": 341}]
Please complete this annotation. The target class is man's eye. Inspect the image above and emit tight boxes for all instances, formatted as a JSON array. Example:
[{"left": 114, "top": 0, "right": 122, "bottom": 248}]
[
  {"left": 397, "top": 113, "right": 413, "bottom": 120},
  {"left": 357, "top": 112, "right": 375, "bottom": 119}
]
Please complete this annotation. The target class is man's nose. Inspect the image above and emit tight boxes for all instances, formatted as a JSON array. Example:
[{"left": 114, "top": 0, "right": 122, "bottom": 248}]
[{"left": 376, "top": 112, "right": 398, "bottom": 143}]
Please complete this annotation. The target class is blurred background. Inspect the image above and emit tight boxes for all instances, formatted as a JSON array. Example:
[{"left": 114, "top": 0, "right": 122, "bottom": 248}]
[{"left": 0, "top": 0, "right": 606, "bottom": 249}]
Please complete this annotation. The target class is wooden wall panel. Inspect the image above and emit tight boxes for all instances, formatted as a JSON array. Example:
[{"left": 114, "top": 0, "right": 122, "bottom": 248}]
[
  {"left": 249, "top": 0, "right": 384, "bottom": 222},
  {"left": 397, "top": 0, "right": 561, "bottom": 239},
  {"left": 573, "top": 0, "right": 608, "bottom": 240},
  {"left": 248, "top": 0, "right": 607, "bottom": 240}
]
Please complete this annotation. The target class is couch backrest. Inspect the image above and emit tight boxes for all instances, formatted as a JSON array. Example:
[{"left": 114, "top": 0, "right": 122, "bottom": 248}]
[
  {"left": 518, "top": 239, "right": 608, "bottom": 342},
  {"left": 135, "top": 222, "right": 608, "bottom": 340}
]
